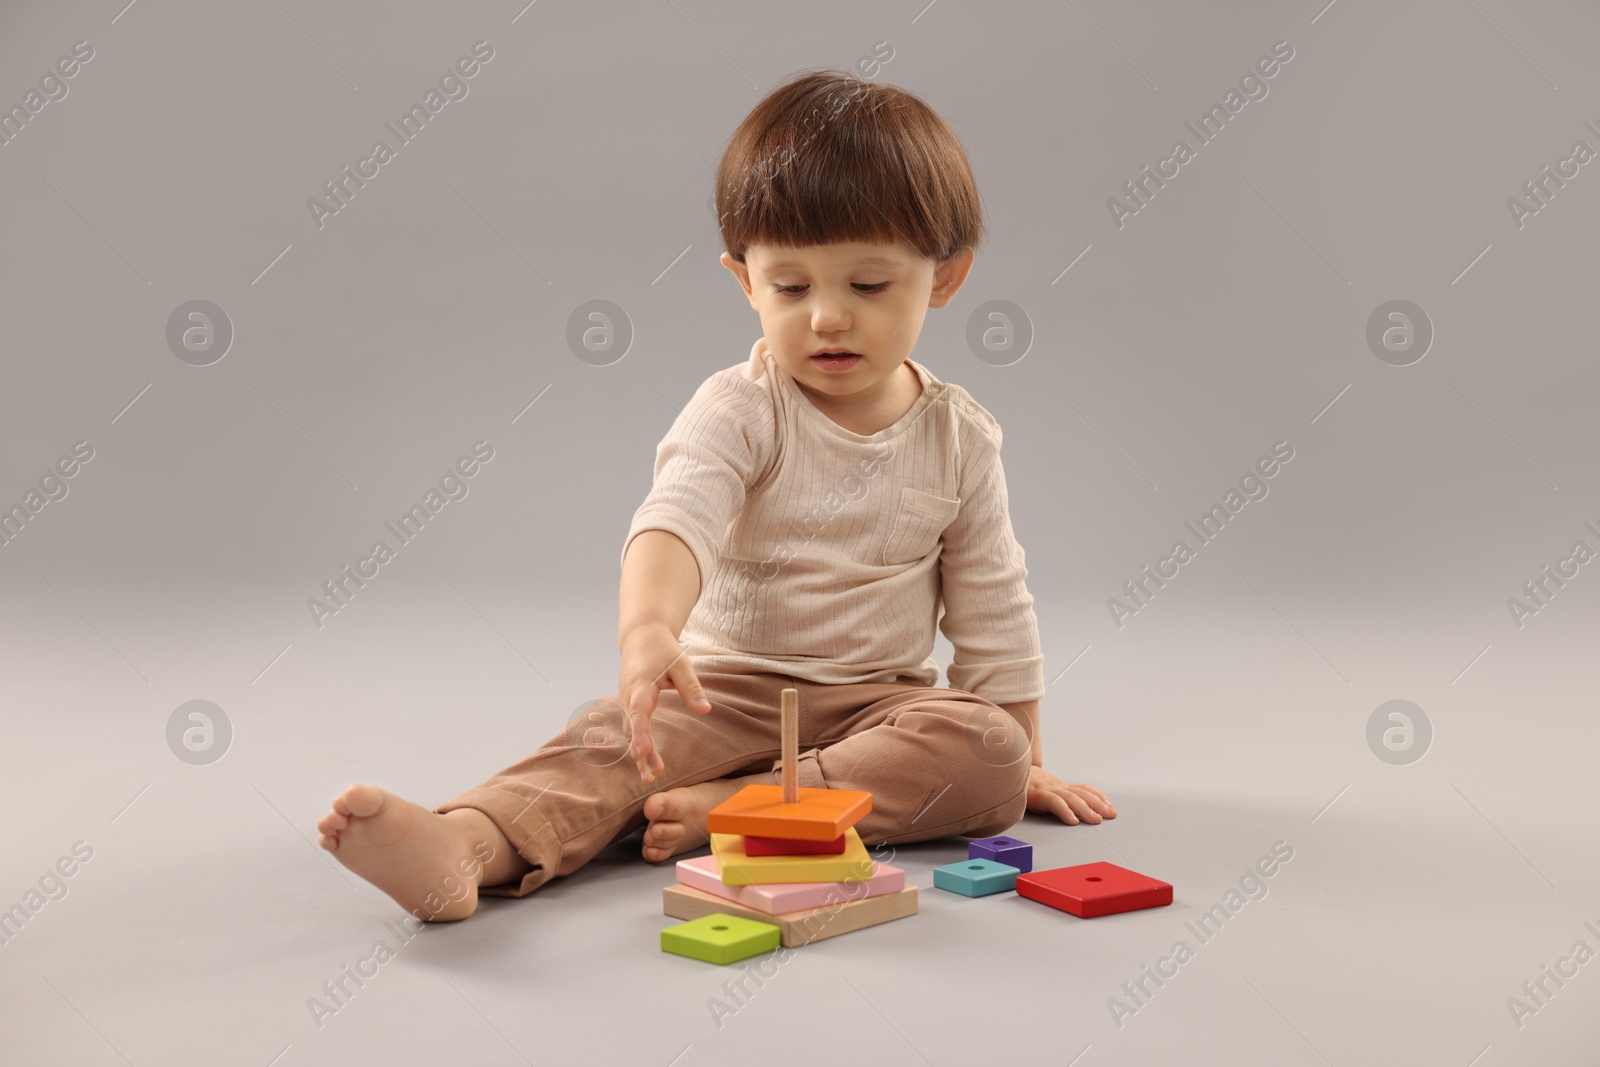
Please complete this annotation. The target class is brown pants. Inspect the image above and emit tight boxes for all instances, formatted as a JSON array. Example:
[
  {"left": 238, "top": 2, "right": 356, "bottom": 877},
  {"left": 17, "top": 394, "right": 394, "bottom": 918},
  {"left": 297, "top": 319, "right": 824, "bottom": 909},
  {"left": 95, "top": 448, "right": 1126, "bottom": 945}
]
[{"left": 432, "top": 670, "right": 1033, "bottom": 898}]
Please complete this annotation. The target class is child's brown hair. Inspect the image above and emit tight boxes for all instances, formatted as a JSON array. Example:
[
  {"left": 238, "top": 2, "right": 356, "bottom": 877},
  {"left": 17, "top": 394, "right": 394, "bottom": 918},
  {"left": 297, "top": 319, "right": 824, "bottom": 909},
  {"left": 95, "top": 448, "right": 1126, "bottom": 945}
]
[{"left": 715, "top": 68, "right": 985, "bottom": 265}]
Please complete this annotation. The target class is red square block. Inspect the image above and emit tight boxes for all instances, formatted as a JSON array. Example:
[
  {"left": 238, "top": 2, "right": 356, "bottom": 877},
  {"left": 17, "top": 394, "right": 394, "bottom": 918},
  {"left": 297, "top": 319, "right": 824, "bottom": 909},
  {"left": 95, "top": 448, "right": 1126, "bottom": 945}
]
[
  {"left": 1016, "top": 862, "right": 1172, "bottom": 918},
  {"left": 742, "top": 834, "right": 848, "bottom": 856}
]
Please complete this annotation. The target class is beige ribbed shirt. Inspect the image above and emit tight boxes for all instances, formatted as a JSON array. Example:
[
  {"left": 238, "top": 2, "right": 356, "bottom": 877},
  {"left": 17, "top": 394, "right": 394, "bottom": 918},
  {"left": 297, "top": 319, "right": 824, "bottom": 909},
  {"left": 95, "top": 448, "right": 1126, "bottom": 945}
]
[{"left": 621, "top": 336, "right": 1045, "bottom": 706}]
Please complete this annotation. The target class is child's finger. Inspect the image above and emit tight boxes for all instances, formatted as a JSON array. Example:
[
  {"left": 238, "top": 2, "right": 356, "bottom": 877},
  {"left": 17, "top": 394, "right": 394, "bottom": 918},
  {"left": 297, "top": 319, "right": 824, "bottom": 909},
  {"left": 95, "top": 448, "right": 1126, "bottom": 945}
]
[
  {"left": 670, "top": 663, "right": 713, "bottom": 712},
  {"left": 1076, "top": 788, "right": 1115, "bottom": 814},
  {"left": 628, "top": 723, "right": 650, "bottom": 759},
  {"left": 622, "top": 681, "right": 649, "bottom": 720},
  {"left": 1047, "top": 793, "right": 1080, "bottom": 825},
  {"left": 622, "top": 685, "right": 660, "bottom": 778},
  {"left": 1072, "top": 786, "right": 1114, "bottom": 814},
  {"left": 1064, "top": 789, "right": 1103, "bottom": 824}
]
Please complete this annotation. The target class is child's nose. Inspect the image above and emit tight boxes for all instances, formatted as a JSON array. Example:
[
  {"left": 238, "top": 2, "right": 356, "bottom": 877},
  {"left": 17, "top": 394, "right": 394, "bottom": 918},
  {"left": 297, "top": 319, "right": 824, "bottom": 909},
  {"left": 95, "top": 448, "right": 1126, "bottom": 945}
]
[{"left": 811, "top": 305, "right": 851, "bottom": 331}]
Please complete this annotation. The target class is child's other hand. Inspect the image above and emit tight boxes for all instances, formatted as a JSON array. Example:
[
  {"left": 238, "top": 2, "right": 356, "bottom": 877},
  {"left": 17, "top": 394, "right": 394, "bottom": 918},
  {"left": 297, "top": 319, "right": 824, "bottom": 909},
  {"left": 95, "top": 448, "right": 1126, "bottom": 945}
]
[
  {"left": 618, "top": 623, "right": 713, "bottom": 784},
  {"left": 1026, "top": 767, "right": 1116, "bottom": 825}
]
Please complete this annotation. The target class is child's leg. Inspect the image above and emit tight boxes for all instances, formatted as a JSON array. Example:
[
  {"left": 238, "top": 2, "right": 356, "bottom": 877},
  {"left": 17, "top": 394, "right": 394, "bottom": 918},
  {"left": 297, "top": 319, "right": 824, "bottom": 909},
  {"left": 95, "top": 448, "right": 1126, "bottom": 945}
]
[
  {"left": 319, "top": 671, "right": 789, "bottom": 919},
  {"left": 422, "top": 670, "right": 813, "bottom": 898},
  {"left": 316, "top": 785, "right": 528, "bottom": 922}
]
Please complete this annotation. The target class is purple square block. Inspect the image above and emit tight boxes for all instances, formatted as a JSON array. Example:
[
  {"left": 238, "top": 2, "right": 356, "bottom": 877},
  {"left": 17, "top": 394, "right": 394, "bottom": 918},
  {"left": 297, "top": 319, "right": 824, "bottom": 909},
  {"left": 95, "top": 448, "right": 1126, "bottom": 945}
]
[{"left": 968, "top": 834, "right": 1032, "bottom": 873}]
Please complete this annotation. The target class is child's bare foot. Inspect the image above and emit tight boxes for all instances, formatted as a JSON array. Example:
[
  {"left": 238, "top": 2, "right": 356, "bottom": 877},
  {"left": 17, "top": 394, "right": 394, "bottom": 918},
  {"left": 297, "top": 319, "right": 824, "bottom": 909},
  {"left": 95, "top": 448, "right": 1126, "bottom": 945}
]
[
  {"left": 317, "top": 784, "right": 501, "bottom": 922},
  {"left": 642, "top": 772, "right": 771, "bottom": 863}
]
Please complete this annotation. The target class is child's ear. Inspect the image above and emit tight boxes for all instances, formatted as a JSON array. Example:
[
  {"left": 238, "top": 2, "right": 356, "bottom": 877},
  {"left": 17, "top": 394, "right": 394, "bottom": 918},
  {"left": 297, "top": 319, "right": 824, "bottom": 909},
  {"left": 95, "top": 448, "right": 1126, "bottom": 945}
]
[
  {"left": 720, "top": 252, "right": 758, "bottom": 308},
  {"left": 928, "top": 247, "right": 975, "bottom": 309}
]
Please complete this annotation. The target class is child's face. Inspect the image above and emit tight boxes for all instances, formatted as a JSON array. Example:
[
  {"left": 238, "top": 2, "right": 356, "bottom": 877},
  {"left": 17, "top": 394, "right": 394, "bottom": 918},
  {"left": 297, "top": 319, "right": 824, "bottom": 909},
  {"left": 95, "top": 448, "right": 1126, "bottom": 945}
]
[{"left": 720, "top": 238, "right": 973, "bottom": 410}]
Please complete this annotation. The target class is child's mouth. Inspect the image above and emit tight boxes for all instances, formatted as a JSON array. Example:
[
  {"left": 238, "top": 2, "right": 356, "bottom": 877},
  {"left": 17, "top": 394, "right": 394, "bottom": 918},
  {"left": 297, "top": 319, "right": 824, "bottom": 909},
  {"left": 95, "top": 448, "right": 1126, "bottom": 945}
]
[{"left": 811, "top": 354, "right": 861, "bottom": 371}]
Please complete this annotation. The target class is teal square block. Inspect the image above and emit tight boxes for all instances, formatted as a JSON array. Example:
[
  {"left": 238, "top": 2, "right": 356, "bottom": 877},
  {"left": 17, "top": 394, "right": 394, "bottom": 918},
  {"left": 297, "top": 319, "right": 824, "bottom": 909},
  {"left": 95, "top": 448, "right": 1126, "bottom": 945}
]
[
  {"left": 660, "top": 912, "right": 781, "bottom": 965},
  {"left": 933, "top": 858, "right": 1019, "bottom": 897}
]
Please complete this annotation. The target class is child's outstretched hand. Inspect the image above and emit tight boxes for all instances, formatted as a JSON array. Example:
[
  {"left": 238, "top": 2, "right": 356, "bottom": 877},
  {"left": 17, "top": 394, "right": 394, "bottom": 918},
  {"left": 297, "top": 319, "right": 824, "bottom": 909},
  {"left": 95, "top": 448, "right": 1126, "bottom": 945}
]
[
  {"left": 618, "top": 622, "right": 713, "bottom": 784},
  {"left": 1026, "top": 767, "right": 1117, "bottom": 825}
]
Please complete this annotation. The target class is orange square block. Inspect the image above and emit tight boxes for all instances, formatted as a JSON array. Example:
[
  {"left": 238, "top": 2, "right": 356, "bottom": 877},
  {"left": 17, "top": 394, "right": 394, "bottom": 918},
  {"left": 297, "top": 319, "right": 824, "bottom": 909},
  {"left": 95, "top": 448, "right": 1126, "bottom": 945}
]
[{"left": 705, "top": 784, "right": 871, "bottom": 842}]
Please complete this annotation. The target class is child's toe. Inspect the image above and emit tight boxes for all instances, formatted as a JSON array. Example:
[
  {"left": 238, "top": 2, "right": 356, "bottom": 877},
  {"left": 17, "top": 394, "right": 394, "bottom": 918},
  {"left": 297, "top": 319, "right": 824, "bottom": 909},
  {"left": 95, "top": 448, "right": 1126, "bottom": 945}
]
[{"left": 341, "top": 783, "right": 388, "bottom": 817}]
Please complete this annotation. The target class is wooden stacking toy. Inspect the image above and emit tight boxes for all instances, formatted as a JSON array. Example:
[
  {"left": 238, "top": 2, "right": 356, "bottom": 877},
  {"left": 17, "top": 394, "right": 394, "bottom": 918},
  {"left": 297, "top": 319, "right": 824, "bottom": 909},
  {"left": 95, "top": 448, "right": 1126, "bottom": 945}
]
[
  {"left": 931, "top": 834, "right": 1175, "bottom": 919},
  {"left": 660, "top": 912, "right": 780, "bottom": 965},
  {"left": 710, "top": 826, "right": 873, "bottom": 885},
  {"left": 663, "top": 883, "right": 917, "bottom": 948},
  {"left": 932, "top": 857, "right": 1019, "bottom": 897},
  {"left": 661, "top": 688, "right": 916, "bottom": 954},
  {"left": 707, "top": 689, "right": 875, "bottom": 885},
  {"left": 1017, "top": 861, "right": 1173, "bottom": 918},
  {"left": 703, "top": 690, "right": 872, "bottom": 843},
  {"left": 968, "top": 834, "right": 1033, "bottom": 872},
  {"left": 743, "top": 833, "right": 847, "bottom": 856},
  {"left": 674, "top": 853, "right": 905, "bottom": 912}
]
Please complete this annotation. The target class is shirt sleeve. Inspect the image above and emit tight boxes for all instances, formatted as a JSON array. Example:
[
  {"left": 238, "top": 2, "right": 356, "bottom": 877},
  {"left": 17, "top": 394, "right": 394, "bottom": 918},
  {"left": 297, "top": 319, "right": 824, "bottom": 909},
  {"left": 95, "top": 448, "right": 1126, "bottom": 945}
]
[
  {"left": 937, "top": 422, "right": 1047, "bottom": 705},
  {"left": 620, "top": 374, "right": 771, "bottom": 591}
]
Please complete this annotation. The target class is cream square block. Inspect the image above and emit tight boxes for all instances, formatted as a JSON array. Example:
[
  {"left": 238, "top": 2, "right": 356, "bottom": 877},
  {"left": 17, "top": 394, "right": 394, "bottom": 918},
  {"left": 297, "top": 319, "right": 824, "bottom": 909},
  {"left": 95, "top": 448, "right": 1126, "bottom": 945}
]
[{"left": 663, "top": 883, "right": 918, "bottom": 947}]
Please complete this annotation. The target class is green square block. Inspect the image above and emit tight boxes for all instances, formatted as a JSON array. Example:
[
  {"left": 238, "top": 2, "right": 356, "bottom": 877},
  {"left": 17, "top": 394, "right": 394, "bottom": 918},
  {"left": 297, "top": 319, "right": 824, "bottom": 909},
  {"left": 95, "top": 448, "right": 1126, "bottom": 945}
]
[
  {"left": 933, "top": 858, "right": 1019, "bottom": 897},
  {"left": 660, "top": 912, "right": 781, "bottom": 965}
]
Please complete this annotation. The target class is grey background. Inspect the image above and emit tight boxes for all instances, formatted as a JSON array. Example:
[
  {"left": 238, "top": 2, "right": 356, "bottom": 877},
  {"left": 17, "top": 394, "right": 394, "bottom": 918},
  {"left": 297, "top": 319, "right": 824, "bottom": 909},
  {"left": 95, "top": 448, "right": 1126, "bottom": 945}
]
[{"left": 3, "top": 0, "right": 1598, "bottom": 1064}]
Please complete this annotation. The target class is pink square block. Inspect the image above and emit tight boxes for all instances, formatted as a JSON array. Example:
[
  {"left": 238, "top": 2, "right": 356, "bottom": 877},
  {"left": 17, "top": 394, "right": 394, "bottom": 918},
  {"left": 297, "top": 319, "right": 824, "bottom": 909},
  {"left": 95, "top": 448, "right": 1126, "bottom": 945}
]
[{"left": 675, "top": 854, "right": 905, "bottom": 915}]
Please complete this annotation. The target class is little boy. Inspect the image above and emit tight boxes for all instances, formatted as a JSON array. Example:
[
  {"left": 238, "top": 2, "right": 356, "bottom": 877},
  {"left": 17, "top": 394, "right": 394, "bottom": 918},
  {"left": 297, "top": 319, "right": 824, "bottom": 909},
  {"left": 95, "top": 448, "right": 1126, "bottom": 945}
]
[{"left": 317, "top": 69, "right": 1114, "bottom": 922}]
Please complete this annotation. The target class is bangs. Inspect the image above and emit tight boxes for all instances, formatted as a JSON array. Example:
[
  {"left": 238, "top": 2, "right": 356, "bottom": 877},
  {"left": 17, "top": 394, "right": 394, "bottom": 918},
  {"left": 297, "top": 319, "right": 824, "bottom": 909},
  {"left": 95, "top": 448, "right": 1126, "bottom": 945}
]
[{"left": 715, "top": 69, "right": 984, "bottom": 264}]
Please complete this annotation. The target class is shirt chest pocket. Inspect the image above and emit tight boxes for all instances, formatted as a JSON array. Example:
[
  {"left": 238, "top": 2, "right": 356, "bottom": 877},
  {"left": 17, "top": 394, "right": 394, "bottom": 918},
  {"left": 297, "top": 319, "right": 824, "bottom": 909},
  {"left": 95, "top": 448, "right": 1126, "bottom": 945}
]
[{"left": 880, "top": 487, "right": 962, "bottom": 565}]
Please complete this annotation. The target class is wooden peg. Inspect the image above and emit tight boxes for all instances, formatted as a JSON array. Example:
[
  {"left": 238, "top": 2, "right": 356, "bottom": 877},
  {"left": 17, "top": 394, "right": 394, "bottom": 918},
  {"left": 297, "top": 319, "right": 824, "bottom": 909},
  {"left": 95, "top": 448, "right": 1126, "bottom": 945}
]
[
  {"left": 780, "top": 688, "right": 798, "bottom": 804},
  {"left": 707, "top": 686, "right": 871, "bottom": 840}
]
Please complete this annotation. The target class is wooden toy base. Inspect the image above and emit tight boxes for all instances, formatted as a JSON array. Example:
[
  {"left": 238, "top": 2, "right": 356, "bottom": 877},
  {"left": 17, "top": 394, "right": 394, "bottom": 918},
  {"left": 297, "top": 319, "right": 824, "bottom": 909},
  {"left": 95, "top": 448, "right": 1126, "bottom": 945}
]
[{"left": 663, "top": 883, "right": 918, "bottom": 947}]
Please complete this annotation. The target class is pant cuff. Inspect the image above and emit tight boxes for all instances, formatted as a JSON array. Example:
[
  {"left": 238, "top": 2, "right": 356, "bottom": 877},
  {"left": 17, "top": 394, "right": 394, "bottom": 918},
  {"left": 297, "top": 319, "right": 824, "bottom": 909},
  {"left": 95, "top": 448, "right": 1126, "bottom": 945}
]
[
  {"left": 771, "top": 750, "right": 826, "bottom": 790},
  {"left": 433, "top": 784, "right": 561, "bottom": 899}
]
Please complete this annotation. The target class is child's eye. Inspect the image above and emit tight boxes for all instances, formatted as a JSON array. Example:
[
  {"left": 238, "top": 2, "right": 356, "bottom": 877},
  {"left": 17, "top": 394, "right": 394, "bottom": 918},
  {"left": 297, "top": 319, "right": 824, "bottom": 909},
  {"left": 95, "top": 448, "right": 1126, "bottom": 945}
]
[{"left": 774, "top": 283, "right": 891, "bottom": 297}]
